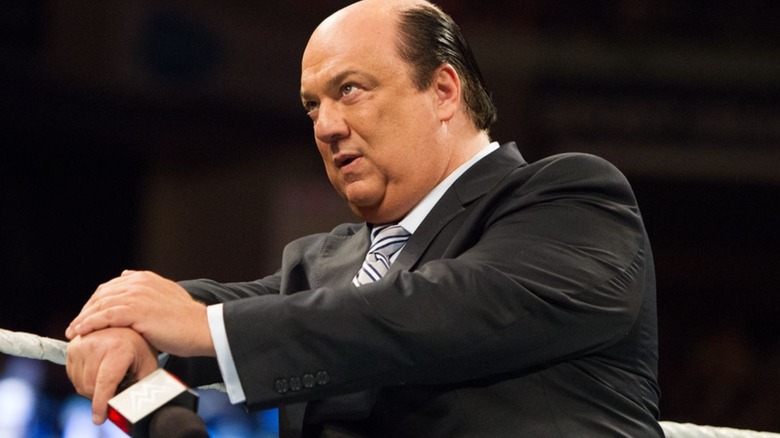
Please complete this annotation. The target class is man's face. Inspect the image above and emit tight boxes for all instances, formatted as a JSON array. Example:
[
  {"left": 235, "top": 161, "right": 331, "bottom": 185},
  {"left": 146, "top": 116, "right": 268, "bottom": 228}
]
[{"left": 300, "top": 7, "right": 454, "bottom": 224}]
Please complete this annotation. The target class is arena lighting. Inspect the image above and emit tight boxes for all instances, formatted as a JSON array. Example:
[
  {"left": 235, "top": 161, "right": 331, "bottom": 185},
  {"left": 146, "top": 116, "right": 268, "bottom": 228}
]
[
  {"left": 60, "top": 397, "right": 100, "bottom": 438},
  {"left": 0, "top": 358, "right": 40, "bottom": 437},
  {"left": 60, "top": 396, "right": 127, "bottom": 438},
  {"left": 0, "top": 378, "right": 35, "bottom": 435}
]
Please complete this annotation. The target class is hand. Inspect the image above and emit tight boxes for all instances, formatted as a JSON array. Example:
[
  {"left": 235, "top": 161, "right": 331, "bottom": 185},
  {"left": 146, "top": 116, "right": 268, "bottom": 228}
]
[
  {"left": 65, "top": 270, "right": 215, "bottom": 357},
  {"left": 66, "top": 328, "right": 158, "bottom": 424}
]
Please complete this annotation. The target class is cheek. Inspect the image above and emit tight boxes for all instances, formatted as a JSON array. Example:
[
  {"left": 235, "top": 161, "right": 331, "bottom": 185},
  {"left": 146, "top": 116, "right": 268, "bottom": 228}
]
[
  {"left": 316, "top": 144, "right": 338, "bottom": 182},
  {"left": 321, "top": 158, "right": 339, "bottom": 186},
  {"left": 316, "top": 142, "right": 334, "bottom": 171},
  {"left": 316, "top": 140, "right": 330, "bottom": 159},
  {"left": 399, "top": 143, "right": 449, "bottom": 185}
]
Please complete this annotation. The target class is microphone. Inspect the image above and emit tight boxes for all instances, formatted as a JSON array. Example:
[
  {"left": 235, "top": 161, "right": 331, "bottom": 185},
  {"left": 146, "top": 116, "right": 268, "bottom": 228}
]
[
  {"left": 149, "top": 405, "right": 209, "bottom": 438},
  {"left": 108, "top": 368, "right": 207, "bottom": 438}
]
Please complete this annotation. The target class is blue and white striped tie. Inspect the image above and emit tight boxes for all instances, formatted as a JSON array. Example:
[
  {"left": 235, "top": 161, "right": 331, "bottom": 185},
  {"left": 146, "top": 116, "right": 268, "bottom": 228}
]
[{"left": 352, "top": 225, "right": 411, "bottom": 286}]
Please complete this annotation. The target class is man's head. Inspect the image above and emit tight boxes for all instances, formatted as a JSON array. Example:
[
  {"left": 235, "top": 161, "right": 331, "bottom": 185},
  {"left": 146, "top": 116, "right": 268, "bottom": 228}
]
[{"left": 300, "top": 0, "right": 495, "bottom": 224}]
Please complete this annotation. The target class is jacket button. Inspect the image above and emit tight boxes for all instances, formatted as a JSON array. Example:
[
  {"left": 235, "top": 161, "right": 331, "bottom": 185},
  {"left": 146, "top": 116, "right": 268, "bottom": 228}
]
[
  {"left": 315, "top": 371, "right": 330, "bottom": 386},
  {"left": 289, "top": 377, "right": 302, "bottom": 391},
  {"left": 274, "top": 379, "right": 289, "bottom": 394},
  {"left": 302, "top": 373, "right": 316, "bottom": 388}
]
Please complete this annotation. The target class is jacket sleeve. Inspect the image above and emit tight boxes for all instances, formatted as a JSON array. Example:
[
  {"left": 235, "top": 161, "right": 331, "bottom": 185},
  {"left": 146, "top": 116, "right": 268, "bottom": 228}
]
[{"left": 178, "top": 274, "right": 282, "bottom": 305}]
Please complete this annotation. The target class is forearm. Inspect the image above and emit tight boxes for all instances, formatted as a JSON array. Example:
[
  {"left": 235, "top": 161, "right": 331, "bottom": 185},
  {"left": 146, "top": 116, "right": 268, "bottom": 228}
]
[{"left": 179, "top": 276, "right": 282, "bottom": 304}]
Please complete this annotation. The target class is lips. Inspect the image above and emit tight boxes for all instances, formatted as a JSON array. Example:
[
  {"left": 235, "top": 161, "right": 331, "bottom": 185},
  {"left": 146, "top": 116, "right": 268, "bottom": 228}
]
[{"left": 335, "top": 153, "right": 362, "bottom": 169}]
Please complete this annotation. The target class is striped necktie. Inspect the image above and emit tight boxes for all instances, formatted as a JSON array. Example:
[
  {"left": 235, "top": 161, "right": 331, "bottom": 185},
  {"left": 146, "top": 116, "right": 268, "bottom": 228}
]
[{"left": 352, "top": 225, "right": 411, "bottom": 286}]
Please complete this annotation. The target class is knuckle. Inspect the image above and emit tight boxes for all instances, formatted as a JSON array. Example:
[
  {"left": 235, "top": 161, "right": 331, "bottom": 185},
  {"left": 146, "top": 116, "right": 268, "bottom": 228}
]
[{"left": 81, "top": 382, "right": 96, "bottom": 397}]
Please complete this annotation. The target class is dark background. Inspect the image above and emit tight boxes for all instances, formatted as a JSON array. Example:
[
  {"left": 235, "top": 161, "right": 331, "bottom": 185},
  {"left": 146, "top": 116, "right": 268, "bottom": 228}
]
[{"left": 2, "top": 0, "right": 779, "bottom": 433}]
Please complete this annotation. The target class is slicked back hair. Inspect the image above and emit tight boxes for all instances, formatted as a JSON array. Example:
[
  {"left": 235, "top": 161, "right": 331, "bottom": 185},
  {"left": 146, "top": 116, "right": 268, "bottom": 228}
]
[{"left": 395, "top": 3, "right": 497, "bottom": 132}]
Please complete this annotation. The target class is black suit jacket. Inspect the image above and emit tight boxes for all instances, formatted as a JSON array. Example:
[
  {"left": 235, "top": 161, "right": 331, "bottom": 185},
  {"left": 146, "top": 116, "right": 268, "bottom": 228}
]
[{"left": 168, "top": 143, "right": 663, "bottom": 437}]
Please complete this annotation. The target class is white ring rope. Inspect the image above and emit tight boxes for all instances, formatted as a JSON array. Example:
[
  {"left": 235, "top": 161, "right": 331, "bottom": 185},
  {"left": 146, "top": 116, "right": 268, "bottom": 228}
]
[
  {"left": 0, "top": 327, "right": 226, "bottom": 392},
  {"left": 0, "top": 328, "right": 67, "bottom": 365}
]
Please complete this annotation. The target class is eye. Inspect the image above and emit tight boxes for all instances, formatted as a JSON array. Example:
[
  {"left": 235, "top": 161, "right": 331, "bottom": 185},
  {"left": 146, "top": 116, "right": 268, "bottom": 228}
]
[
  {"left": 341, "top": 83, "right": 359, "bottom": 96},
  {"left": 303, "top": 100, "right": 319, "bottom": 115}
]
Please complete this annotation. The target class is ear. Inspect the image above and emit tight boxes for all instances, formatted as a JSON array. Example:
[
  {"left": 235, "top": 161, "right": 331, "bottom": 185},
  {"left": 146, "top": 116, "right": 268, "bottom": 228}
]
[{"left": 432, "top": 63, "right": 461, "bottom": 122}]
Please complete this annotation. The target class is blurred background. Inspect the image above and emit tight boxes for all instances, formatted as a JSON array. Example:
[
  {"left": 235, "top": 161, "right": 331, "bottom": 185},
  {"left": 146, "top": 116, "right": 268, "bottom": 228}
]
[{"left": 1, "top": 0, "right": 778, "bottom": 436}]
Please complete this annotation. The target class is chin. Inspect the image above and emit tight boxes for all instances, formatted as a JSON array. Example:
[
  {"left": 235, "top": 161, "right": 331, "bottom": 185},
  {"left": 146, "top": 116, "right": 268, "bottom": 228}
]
[
  {"left": 345, "top": 190, "right": 402, "bottom": 224},
  {"left": 348, "top": 204, "right": 384, "bottom": 224},
  {"left": 349, "top": 203, "right": 376, "bottom": 222},
  {"left": 353, "top": 206, "right": 406, "bottom": 226}
]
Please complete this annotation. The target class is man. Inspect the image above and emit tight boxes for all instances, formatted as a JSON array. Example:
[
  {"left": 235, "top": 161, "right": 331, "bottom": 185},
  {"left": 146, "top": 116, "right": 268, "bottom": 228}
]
[{"left": 66, "top": 0, "right": 663, "bottom": 436}]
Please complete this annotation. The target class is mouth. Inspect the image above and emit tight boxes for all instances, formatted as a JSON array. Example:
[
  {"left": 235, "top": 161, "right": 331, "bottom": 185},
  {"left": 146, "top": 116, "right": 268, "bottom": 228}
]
[{"left": 335, "top": 153, "right": 362, "bottom": 169}]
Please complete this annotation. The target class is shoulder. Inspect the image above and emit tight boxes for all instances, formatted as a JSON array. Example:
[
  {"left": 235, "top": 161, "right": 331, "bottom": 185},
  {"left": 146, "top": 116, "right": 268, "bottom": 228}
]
[
  {"left": 485, "top": 151, "right": 640, "bottom": 211},
  {"left": 487, "top": 144, "right": 628, "bottom": 187},
  {"left": 520, "top": 152, "right": 633, "bottom": 193},
  {"left": 532, "top": 152, "right": 625, "bottom": 179}
]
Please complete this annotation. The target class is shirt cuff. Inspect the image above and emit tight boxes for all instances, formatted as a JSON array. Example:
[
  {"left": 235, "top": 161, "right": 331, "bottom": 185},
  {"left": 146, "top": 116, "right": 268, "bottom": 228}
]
[{"left": 207, "top": 303, "right": 246, "bottom": 404}]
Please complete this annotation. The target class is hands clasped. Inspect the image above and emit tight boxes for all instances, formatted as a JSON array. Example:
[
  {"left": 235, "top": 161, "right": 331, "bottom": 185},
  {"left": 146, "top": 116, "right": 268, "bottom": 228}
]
[
  {"left": 66, "top": 270, "right": 213, "bottom": 357},
  {"left": 65, "top": 270, "right": 215, "bottom": 424}
]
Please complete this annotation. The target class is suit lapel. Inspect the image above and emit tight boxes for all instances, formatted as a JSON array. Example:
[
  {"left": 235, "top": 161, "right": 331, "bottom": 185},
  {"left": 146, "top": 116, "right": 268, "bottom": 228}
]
[
  {"left": 393, "top": 142, "right": 527, "bottom": 273},
  {"left": 313, "top": 224, "right": 370, "bottom": 289}
]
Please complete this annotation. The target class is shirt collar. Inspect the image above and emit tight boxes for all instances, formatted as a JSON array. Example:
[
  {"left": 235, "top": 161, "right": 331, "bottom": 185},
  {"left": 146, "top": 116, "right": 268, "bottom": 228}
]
[{"left": 398, "top": 141, "right": 499, "bottom": 234}]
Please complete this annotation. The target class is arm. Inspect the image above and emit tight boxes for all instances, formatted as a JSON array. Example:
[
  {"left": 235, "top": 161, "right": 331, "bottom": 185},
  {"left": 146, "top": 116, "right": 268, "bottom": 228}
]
[{"left": 177, "top": 275, "right": 282, "bottom": 304}]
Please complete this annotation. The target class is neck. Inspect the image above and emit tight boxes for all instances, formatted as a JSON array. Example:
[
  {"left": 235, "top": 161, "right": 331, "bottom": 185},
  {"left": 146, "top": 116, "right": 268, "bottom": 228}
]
[{"left": 444, "top": 127, "right": 492, "bottom": 174}]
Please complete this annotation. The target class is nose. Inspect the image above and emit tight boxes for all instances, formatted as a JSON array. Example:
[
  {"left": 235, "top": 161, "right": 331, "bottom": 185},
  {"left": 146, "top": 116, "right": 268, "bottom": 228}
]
[{"left": 313, "top": 101, "right": 349, "bottom": 144}]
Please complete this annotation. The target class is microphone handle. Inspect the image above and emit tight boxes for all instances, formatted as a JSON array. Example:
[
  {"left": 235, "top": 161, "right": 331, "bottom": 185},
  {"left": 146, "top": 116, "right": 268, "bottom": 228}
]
[{"left": 148, "top": 405, "right": 210, "bottom": 438}]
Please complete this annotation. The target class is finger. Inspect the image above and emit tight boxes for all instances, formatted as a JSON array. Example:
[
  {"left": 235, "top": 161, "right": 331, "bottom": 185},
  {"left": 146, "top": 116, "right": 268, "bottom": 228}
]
[
  {"left": 67, "top": 279, "right": 139, "bottom": 339},
  {"left": 71, "top": 304, "right": 138, "bottom": 338},
  {"left": 67, "top": 298, "right": 107, "bottom": 339},
  {"left": 67, "top": 299, "right": 106, "bottom": 339},
  {"left": 68, "top": 337, "right": 103, "bottom": 400},
  {"left": 66, "top": 287, "right": 116, "bottom": 339},
  {"left": 87, "top": 275, "right": 130, "bottom": 306},
  {"left": 91, "top": 350, "right": 134, "bottom": 424}
]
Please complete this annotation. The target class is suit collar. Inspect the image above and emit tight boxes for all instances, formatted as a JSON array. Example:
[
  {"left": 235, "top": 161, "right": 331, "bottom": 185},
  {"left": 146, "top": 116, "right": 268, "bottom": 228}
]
[
  {"left": 393, "top": 142, "right": 526, "bottom": 272},
  {"left": 454, "top": 141, "right": 526, "bottom": 204}
]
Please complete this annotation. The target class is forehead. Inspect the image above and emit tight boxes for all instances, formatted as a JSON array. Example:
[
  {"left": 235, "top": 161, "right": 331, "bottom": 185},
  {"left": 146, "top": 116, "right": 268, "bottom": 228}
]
[{"left": 300, "top": 8, "right": 404, "bottom": 89}]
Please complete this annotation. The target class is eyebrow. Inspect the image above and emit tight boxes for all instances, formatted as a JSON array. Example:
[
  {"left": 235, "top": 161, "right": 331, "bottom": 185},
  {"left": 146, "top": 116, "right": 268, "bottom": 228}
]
[{"left": 300, "top": 69, "right": 373, "bottom": 102}]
